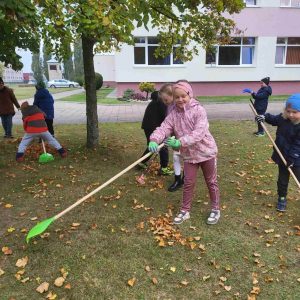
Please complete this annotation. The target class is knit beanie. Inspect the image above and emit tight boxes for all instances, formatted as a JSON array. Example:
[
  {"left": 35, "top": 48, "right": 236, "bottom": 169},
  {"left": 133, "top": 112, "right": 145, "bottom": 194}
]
[
  {"left": 0, "top": 77, "right": 4, "bottom": 84},
  {"left": 261, "top": 77, "right": 270, "bottom": 85},
  {"left": 35, "top": 80, "right": 46, "bottom": 90},
  {"left": 173, "top": 81, "right": 193, "bottom": 98},
  {"left": 286, "top": 94, "right": 300, "bottom": 112}
]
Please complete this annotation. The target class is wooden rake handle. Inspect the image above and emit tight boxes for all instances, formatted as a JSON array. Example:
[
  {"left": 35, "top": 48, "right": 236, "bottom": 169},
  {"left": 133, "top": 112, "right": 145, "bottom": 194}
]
[
  {"left": 249, "top": 100, "right": 300, "bottom": 189},
  {"left": 41, "top": 139, "right": 47, "bottom": 154},
  {"left": 54, "top": 142, "right": 165, "bottom": 220}
]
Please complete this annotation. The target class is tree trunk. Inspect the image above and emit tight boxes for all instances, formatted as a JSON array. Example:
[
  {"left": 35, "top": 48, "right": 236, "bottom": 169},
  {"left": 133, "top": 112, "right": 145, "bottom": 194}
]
[{"left": 82, "top": 35, "right": 99, "bottom": 148}]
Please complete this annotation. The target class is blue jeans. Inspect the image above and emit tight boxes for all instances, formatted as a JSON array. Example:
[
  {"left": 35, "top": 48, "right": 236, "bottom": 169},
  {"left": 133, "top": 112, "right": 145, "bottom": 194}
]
[{"left": 1, "top": 114, "right": 13, "bottom": 137}]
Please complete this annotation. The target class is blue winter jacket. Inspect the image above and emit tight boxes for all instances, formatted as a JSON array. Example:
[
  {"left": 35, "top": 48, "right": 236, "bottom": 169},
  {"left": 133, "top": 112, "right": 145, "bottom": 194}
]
[
  {"left": 33, "top": 88, "right": 54, "bottom": 119},
  {"left": 252, "top": 86, "right": 272, "bottom": 114},
  {"left": 265, "top": 113, "right": 300, "bottom": 166}
]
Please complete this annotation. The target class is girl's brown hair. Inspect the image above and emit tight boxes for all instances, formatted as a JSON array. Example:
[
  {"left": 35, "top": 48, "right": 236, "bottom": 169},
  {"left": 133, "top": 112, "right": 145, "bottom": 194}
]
[{"left": 159, "top": 83, "right": 173, "bottom": 96}]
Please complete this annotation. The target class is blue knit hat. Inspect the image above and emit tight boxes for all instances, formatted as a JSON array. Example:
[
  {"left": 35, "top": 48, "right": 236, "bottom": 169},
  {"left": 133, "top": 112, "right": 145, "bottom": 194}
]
[{"left": 286, "top": 94, "right": 300, "bottom": 112}]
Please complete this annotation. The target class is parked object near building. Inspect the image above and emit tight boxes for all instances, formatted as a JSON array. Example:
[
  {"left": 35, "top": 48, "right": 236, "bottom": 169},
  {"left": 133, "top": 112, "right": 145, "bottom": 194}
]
[
  {"left": 94, "top": 0, "right": 300, "bottom": 97},
  {"left": 47, "top": 59, "right": 63, "bottom": 81},
  {"left": 47, "top": 79, "right": 79, "bottom": 88}
]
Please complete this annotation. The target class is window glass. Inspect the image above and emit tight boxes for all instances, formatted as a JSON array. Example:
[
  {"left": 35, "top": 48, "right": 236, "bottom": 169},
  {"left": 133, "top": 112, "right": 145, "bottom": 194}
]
[
  {"left": 291, "top": 0, "right": 300, "bottom": 6},
  {"left": 148, "top": 37, "right": 159, "bottom": 44},
  {"left": 287, "top": 37, "right": 300, "bottom": 45},
  {"left": 243, "top": 37, "right": 255, "bottom": 45},
  {"left": 244, "top": 0, "right": 256, "bottom": 5},
  {"left": 148, "top": 46, "right": 170, "bottom": 65},
  {"left": 275, "top": 46, "right": 285, "bottom": 64},
  {"left": 134, "top": 37, "right": 145, "bottom": 43},
  {"left": 172, "top": 47, "right": 184, "bottom": 64},
  {"left": 286, "top": 46, "right": 300, "bottom": 64},
  {"left": 280, "top": 0, "right": 290, "bottom": 5},
  {"left": 50, "top": 65, "right": 57, "bottom": 71},
  {"left": 219, "top": 47, "right": 241, "bottom": 65},
  {"left": 242, "top": 47, "right": 254, "bottom": 64},
  {"left": 134, "top": 47, "right": 145, "bottom": 64},
  {"left": 277, "top": 37, "right": 286, "bottom": 44}
]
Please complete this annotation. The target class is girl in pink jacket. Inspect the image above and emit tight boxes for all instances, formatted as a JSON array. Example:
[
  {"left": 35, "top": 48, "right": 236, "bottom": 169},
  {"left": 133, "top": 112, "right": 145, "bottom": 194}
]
[{"left": 148, "top": 81, "right": 220, "bottom": 225}]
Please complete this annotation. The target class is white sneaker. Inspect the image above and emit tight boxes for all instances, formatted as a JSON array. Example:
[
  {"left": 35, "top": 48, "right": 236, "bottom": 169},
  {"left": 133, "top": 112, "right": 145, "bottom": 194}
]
[
  {"left": 207, "top": 210, "right": 220, "bottom": 225},
  {"left": 173, "top": 211, "right": 190, "bottom": 225}
]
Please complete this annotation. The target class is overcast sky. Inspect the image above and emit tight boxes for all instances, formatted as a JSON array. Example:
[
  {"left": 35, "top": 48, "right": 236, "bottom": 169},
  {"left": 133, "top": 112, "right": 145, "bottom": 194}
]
[{"left": 16, "top": 49, "right": 32, "bottom": 72}]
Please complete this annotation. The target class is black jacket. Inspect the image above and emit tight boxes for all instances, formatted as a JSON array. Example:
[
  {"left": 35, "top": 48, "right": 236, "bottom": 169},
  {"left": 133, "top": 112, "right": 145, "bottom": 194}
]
[
  {"left": 265, "top": 113, "right": 300, "bottom": 166},
  {"left": 252, "top": 86, "right": 272, "bottom": 113},
  {"left": 141, "top": 98, "right": 167, "bottom": 132}
]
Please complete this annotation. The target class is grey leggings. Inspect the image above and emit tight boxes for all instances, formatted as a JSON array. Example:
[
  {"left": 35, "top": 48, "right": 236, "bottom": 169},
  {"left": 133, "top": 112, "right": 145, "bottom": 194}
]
[{"left": 18, "top": 131, "right": 62, "bottom": 153}]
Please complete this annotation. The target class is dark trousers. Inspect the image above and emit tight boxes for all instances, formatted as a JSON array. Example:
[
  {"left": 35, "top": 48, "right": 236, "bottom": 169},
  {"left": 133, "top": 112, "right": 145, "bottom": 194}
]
[
  {"left": 141, "top": 128, "right": 169, "bottom": 168},
  {"left": 1, "top": 114, "right": 13, "bottom": 137},
  {"left": 256, "top": 109, "right": 266, "bottom": 133},
  {"left": 45, "top": 119, "right": 54, "bottom": 136},
  {"left": 277, "top": 164, "right": 300, "bottom": 197}
]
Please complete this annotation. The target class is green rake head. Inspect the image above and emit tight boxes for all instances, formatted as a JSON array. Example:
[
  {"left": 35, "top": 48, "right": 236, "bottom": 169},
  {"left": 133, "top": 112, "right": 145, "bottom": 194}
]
[
  {"left": 26, "top": 217, "right": 55, "bottom": 243},
  {"left": 39, "top": 153, "right": 54, "bottom": 163}
]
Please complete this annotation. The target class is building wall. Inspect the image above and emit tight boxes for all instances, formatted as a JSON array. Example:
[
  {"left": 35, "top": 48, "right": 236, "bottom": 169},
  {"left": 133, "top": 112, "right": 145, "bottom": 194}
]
[
  {"left": 94, "top": 54, "right": 116, "bottom": 86},
  {"left": 3, "top": 66, "right": 23, "bottom": 83},
  {"left": 99, "top": 2, "right": 300, "bottom": 96},
  {"left": 48, "top": 63, "right": 63, "bottom": 81}
]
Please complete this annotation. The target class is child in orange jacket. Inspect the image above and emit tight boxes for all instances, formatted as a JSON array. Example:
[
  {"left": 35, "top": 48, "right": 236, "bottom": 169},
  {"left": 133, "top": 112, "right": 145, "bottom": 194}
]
[{"left": 16, "top": 101, "right": 67, "bottom": 162}]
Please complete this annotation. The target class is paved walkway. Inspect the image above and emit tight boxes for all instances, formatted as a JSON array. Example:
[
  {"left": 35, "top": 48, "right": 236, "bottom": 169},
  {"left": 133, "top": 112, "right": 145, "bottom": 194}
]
[{"left": 14, "top": 89, "right": 285, "bottom": 124}]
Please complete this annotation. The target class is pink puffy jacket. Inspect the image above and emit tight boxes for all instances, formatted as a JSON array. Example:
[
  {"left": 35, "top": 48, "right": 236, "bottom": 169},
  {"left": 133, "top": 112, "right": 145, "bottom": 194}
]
[{"left": 150, "top": 98, "right": 217, "bottom": 163}]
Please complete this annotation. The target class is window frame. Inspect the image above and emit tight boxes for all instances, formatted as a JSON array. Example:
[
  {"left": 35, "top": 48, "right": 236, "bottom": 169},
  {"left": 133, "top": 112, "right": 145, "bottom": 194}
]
[
  {"left": 133, "top": 36, "right": 184, "bottom": 67},
  {"left": 205, "top": 37, "right": 256, "bottom": 67},
  {"left": 244, "top": 0, "right": 257, "bottom": 7},
  {"left": 280, "top": 0, "right": 300, "bottom": 7},
  {"left": 275, "top": 37, "right": 300, "bottom": 65}
]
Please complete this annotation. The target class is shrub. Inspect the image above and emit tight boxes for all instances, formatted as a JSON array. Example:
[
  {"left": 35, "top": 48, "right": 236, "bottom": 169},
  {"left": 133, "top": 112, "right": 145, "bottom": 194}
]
[
  {"left": 95, "top": 73, "right": 103, "bottom": 90},
  {"left": 74, "top": 76, "right": 84, "bottom": 87},
  {"left": 132, "top": 92, "right": 146, "bottom": 101},
  {"left": 138, "top": 82, "right": 155, "bottom": 99},
  {"left": 121, "top": 88, "right": 135, "bottom": 101}
]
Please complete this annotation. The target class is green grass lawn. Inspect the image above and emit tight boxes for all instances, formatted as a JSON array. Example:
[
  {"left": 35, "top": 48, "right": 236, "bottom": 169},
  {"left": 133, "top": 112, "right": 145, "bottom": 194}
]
[
  {"left": 0, "top": 121, "right": 299, "bottom": 299},
  {"left": 7, "top": 84, "right": 80, "bottom": 100},
  {"left": 198, "top": 95, "right": 290, "bottom": 103}
]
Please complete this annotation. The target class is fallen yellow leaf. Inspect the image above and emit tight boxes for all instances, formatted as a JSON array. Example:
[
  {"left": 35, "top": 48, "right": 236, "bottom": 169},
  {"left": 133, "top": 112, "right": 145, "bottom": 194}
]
[
  {"left": 152, "top": 277, "right": 158, "bottom": 285},
  {"left": 46, "top": 292, "right": 57, "bottom": 300},
  {"left": 224, "top": 285, "right": 232, "bottom": 291},
  {"left": 15, "top": 256, "right": 28, "bottom": 268},
  {"left": 203, "top": 275, "right": 210, "bottom": 281},
  {"left": 181, "top": 280, "right": 189, "bottom": 286},
  {"left": 36, "top": 282, "right": 49, "bottom": 293},
  {"left": 54, "top": 276, "right": 65, "bottom": 287},
  {"left": 2, "top": 246, "right": 12, "bottom": 255},
  {"left": 170, "top": 267, "right": 176, "bottom": 273},
  {"left": 7, "top": 227, "right": 15, "bottom": 233},
  {"left": 0, "top": 268, "right": 5, "bottom": 276},
  {"left": 127, "top": 277, "right": 136, "bottom": 287},
  {"left": 145, "top": 266, "right": 151, "bottom": 272},
  {"left": 5, "top": 203, "right": 13, "bottom": 208}
]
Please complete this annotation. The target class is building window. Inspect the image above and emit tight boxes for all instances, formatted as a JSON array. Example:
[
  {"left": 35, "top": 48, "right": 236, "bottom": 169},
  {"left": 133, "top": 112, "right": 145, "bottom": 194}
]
[
  {"left": 50, "top": 65, "right": 57, "bottom": 71},
  {"left": 134, "top": 37, "right": 183, "bottom": 66},
  {"left": 275, "top": 37, "right": 300, "bottom": 64},
  {"left": 206, "top": 37, "right": 255, "bottom": 66},
  {"left": 244, "top": 0, "right": 257, "bottom": 6},
  {"left": 280, "top": 0, "right": 300, "bottom": 7}
]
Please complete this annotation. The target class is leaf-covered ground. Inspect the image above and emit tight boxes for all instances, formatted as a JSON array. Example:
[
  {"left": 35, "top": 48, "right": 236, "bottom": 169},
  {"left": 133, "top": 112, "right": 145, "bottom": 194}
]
[{"left": 0, "top": 122, "right": 299, "bottom": 300}]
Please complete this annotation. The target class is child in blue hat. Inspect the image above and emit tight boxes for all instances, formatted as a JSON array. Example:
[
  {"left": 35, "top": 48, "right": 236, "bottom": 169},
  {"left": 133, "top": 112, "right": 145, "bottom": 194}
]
[{"left": 255, "top": 94, "right": 300, "bottom": 211}]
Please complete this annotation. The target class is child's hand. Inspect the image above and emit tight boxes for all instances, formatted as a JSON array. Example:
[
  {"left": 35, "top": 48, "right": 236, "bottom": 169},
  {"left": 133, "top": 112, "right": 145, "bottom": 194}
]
[
  {"left": 255, "top": 115, "right": 265, "bottom": 123},
  {"left": 242, "top": 88, "right": 253, "bottom": 94},
  {"left": 286, "top": 158, "right": 294, "bottom": 168},
  {"left": 166, "top": 137, "right": 181, "bottom": 150},
  {"left": 148, "top": 141, "right": 158, "bottom": 153}
]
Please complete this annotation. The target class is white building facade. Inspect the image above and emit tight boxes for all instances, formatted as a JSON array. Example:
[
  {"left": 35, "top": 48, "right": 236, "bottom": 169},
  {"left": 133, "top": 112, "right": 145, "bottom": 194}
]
[
  {"left": 3, "top": 66, "right": 23, "bottom": 83},
  {"left": 94, "top": 0, "right": 300, "bottom": 96}
]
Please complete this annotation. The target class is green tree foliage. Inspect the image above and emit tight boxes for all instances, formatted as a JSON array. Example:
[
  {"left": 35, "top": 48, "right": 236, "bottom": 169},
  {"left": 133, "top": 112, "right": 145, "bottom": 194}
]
[
  {"left": 43, "top": 45, "right": 52, "bottom": 81},
  {"left": 0, "top": 62, "right": 4, "bottom": 78},
  {"left": 36, "top": 0, "right": 244, "bottom": 148},
  {"left": 0, "top": 0, "right": 39, "bottom": 70},
  {"left": 139, "top": 82, "right": 155, "bottom": 99},
  {"left": 63, "top": 43, "right": 75, "bottom": 80},
  {"left": 31, "top": 52, "right": 43, "bottom": 83},
  {"left": 74, "top": 38, "right": 84, "bottom": 79},
  {"left": 95, "top": 73, "right": 103, "bottom": 90}
]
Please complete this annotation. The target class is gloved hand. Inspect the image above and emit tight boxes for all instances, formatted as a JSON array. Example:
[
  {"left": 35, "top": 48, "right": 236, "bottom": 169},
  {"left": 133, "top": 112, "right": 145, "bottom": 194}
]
[
  {"left": 286, "top": 158, "right": 294, "bottom": 169},
  {"left": 242, "top": 88, "right": 253, "bottom": 94},
  {"left": 166, "top": 137, "right": 181, "bottom": 150},
  {"left": 148, "top": 141, "right": 158, "bottom": 153},
  {"left": 255, "top": 115, "right": 265, "bottom": 123}
]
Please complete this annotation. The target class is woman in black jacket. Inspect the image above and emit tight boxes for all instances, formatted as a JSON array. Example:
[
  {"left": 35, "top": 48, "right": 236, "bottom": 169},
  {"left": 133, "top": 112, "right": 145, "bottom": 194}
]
[{"left": 138, "top": 91, "right": 173, "bottom": 175}]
